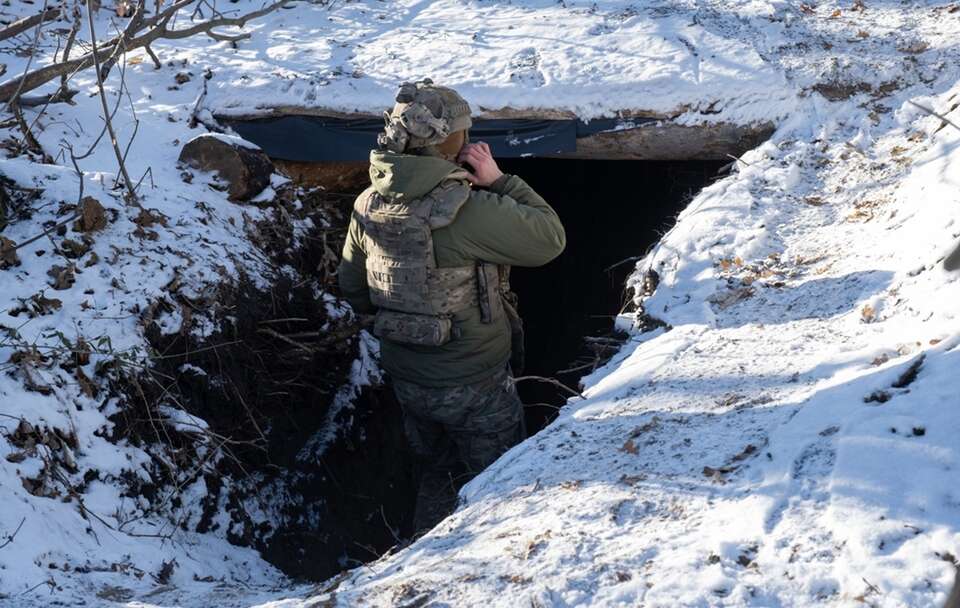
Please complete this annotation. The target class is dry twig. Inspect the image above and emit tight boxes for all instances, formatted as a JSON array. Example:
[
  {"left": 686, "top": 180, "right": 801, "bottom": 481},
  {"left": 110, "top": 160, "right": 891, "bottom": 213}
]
[
  {"left": 510, "top": 375, "right": 585, "bottom": 399},
  {"left": 86, "top": 0, "right": 139, "bottom": 205},
  {"left": 0, "top": 517, "right": 26, "bottom": 549},
  {"left": 909, "top": 100, "right": 960, "bottom": 133}
]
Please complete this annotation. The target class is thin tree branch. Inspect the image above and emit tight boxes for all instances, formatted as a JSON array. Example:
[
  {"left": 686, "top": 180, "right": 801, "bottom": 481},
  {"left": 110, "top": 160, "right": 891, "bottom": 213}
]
[
  {"left": 205, "top": 29, "right": 251, "bottom": 43},
  {"left": 9, "top": 100, "right": 46, "bottom": 157},
  {"left": 97, "top": 0, "right": 146, "bottom": 81},
  {"left": 0, "top": 517, "right": 26, "bottom": 549},
  {"left": 3, "top": 0, "right": 50, "bottom": 112},
  {"left": 9, "top": 211, "right": 82, "bottom": 253},
  {"left": 0, "top": 0, "right": 299, "bottom": 104},
  {"left": 17, "top": 89, "right": 80, "bottom": 107},
  {"left": 86, "top": 0, "right": 139, "bottom": 205},
  {"left": 510, "top": 375, "right": 585, "bottom": 399},
  {"left": 910, "top": 100, "right": 960, "bottom": 133}
]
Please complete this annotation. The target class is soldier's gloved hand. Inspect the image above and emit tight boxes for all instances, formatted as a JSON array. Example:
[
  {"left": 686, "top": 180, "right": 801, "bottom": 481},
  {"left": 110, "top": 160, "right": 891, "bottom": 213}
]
[{"left": 458, "top": 142, "right": 503, "bottom": 187}]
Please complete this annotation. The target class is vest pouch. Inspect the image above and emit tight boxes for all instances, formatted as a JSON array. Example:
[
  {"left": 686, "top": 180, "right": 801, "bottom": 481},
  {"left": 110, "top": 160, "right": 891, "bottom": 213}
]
[
  {"left": 502, "top": 294, "right": 525, "bottom": 375},
  {"left": 373, "top": 310, "right": 453, "bottom": 346}
]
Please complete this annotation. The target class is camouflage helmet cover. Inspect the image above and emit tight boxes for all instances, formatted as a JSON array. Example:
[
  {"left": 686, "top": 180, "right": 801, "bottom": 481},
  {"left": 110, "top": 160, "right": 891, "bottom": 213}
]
[{"left": 378, "top": 79, "right": 473, "bottom": 153}]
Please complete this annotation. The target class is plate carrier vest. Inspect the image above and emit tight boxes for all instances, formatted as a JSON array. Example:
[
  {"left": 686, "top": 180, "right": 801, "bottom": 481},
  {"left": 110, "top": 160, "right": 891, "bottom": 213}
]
[{"left": 355, "top": 171, "right": 504, "bottom": 346}]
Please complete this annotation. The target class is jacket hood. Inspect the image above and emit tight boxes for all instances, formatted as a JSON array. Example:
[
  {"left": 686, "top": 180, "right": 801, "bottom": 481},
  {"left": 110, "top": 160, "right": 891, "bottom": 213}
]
[{"left": 369, "top": 150, "right": 462, "bottom": 201}]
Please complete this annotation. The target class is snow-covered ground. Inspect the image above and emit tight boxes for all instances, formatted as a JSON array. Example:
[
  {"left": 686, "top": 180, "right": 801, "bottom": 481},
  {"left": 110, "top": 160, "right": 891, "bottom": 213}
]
[
  {"left": 2, "top": 0, "right": 960, "bottom": 605},
  {"left": 302, "top": 90, "right": 960, "bottom": 606}
]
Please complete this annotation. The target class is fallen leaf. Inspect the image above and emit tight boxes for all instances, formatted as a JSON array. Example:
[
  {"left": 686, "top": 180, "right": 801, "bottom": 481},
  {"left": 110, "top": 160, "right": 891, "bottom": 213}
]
[
  {"left": 619, "top": 474, "right": 646, "bottom": 486},
  {"left": 0, "top": 236, "right": 20, "bottom": 269},
  {"left": 620, "top": 439, "right": 639, "bottom": 455},
  {"left": 61, "top": 238, "right": 90, "bottom": 259},
  {"left": 77, "top": 196, "right": 107, "bottom": 232},
  {"left": 76, "top": 366, "right": 98, "bottom": 398},
  {"left": 829, "top": 8, "right": 841, "bottom": 17},
  {"left": 898, "top": 39, "right": 929, "bottom": 54},
  {"left": 47, "top": 265, "right": 75, "bottom": 290}
]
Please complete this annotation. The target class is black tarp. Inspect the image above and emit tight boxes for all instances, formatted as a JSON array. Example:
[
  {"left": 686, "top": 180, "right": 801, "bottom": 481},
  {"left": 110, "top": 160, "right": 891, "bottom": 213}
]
[{"left": 221, "top": 116, "right": 657, "bottom": 161}]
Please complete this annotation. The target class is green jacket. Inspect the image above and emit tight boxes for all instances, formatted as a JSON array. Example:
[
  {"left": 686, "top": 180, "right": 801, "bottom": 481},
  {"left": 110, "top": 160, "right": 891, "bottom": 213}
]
[{"left": 338, "top": 150, "right": 566, "bottom": 387}]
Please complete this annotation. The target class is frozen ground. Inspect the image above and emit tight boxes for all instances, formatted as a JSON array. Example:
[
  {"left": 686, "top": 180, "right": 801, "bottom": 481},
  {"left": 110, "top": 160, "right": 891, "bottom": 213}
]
[{"left": 1, "top": 0, "right": 959, "bottom": 606}]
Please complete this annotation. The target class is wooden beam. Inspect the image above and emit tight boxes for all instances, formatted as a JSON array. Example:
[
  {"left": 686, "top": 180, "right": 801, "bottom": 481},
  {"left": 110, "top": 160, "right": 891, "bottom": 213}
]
[{"left": 565, "top": 121, "right": 776, "bottom": 161}]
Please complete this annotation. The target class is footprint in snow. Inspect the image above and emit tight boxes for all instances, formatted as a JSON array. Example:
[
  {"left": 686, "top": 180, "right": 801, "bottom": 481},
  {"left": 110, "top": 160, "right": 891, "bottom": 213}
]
[
  {"left": 508, "top": 47, "right": 546, "bottom": 87},
  {"left": 587, "top": 23, "right": 615, "bottom": 36},
  {"left": 764, "top": 435, "right": 837, "bottom": 533},
  {"left": 791, "top": 437, "right": 836, "bottom": 500}
]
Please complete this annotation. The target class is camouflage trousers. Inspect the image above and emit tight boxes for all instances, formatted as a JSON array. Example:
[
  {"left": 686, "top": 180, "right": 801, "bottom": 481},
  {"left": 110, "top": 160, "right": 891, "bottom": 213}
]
[{"left": 392, "top": 365, "right": 526, "bottom": 535}]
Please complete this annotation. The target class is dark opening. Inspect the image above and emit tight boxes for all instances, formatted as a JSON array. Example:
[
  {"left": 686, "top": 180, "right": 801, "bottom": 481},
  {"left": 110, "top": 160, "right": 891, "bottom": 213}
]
[{"left": 497, "top": 159, "right": 725, "bottom": 432}]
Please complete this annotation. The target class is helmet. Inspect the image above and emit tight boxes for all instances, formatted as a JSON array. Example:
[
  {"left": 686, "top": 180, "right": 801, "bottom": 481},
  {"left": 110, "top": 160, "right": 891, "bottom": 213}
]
[{"left": 377, "top": 79, "right": 472, "bottom": 154}]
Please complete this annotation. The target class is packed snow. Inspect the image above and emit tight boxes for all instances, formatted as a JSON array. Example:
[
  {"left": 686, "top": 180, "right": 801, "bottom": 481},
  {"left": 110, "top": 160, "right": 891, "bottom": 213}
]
[{"left": 0, "top": 0, "right": 959, "bottom": 606}]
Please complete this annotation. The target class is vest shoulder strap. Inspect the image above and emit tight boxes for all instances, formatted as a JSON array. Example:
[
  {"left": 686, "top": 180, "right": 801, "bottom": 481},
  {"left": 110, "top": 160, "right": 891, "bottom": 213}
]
[
  {"left": 427, "top": 171, "right": 472, "bottom": 229},
  {"left": 353, "top": 186, "right": 377, "bottom": 218}
]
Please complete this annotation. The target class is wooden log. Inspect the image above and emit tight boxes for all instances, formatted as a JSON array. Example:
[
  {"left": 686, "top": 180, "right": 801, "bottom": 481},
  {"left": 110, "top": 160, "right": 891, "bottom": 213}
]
[
  {"left": 567, "top": 121, "right": 776, "bottom": 161},
  {"left": 0, "top": 8, "right": 62, "bottom": 42}
]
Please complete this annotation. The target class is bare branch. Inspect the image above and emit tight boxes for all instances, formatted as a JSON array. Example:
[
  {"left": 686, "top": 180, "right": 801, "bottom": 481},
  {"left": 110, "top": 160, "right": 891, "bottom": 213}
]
[
  {"left": 3, "top": 0, "right": 51, "bottom": 112},
  {"left": 9, "top": 211, "right": 82, "bottom": 253},
  {"left": 510, "top": 375, "right": 585, "bottom": 399},
  {"left": 143, "top": 44, "right": 161, "bottom": 68},
  {"left": 86, "top": 0, "right": 139, "bottom": 205},
  {"left": 205, "top": 29, "right": 251, "bottom": 43},
  {"left": 0, "top": 0, "right": 299, "bottom": 104},
  {"left": 57, "top": 1, "right": 84, "bottom": 95},
  {"left": 0, "top": 517, "right": 26, "bottom": 550},
  {"left": 97, "top": 0, "right": 146, "bottom": 81},
  {"left": 18, "top": 89, "right": 79, "bottom": 107},
  {"left": 9, "top": 101, "right": 46, "bottom": 157},
  {"left": 910, "top": 100, "right": 960, "bottom": 133},
  {"left": 0, "top": 8, "right": 62, "bottom": 42}
]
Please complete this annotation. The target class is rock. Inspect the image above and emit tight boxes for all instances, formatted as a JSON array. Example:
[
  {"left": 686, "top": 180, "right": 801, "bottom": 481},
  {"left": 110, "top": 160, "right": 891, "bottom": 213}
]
[{"left": 178, "top": 134, "right": 273, "bottom": 201}]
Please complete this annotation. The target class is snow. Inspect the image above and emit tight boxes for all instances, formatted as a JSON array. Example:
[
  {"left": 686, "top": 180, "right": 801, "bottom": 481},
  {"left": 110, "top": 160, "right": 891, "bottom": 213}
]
[
  {"left": 1, "top": 0, "right": 960, "bottom": 605},
  {"left": 296, "top": 328, "right": 382, "bottom": 462},
  {"left": 205, "top": 0, "right": 793, "bottom": 124}
]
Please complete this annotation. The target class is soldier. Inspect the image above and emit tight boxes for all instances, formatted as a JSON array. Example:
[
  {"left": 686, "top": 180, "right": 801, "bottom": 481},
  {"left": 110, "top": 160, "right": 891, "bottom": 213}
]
[{"left": 338, "top": 79, "right": 566, "bottom": 534}]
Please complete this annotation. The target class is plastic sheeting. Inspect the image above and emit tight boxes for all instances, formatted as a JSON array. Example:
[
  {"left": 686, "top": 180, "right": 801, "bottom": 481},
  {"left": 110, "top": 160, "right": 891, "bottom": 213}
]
[{"left": 221, "top": 116, "right": 657, "bottom": 161}]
